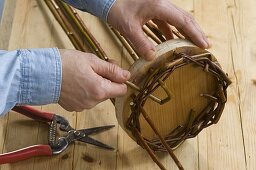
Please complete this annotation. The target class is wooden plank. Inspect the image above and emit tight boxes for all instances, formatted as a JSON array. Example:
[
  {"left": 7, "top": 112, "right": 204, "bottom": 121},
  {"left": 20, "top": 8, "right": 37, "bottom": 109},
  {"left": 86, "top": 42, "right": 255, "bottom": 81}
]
[
  {"left": 230, "top": 0, "right": 256, "bottom": 169},
  {"left": 0, "top": 0, "right": 16, "bottom": 49},
  {"left": 73, "top": 102, "right": 118, "bottom": 170},
  {"left": 0, "top": 0, "right": 5, "bottom": 21},
  {"left": 0, "top": 114, "right": 8, "bottom": 170},
  {"left": 7, "top": 0, "right": 73, "bottom": 50},
  {"left": 194, "top": 0, "right": 247, "bottom": 169}
]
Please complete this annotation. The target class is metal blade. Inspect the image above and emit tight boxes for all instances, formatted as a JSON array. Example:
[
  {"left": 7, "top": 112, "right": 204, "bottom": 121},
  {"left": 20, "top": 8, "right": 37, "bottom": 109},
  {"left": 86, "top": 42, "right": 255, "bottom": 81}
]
[
  {"left": 78, "top": 125, "right": 115, "bottom": 135},
  {"left": 78, "top": 137, "right": 115, "bottom": 150}
]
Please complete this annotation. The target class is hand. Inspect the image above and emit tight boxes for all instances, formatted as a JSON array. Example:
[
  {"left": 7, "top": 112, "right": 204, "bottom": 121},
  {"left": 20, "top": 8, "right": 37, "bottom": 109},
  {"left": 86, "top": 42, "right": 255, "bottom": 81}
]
[
  {"left": 58, "top": 49, "right": 130, "bottom": 112},
  {"left": 108, "top": 0, "right": 210, "bottom": 60}
]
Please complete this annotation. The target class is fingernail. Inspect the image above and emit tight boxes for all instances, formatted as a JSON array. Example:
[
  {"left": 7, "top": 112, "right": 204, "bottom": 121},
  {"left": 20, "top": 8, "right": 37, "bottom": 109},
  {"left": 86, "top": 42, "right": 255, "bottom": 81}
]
[
  {"left": 204, "top": 37, "right": 212, "bottom": 48},
  {"left": 145, "top": 49, "right": 156, "bottom": 61},
  {"left": 202, "top": 40, "right": 209, "bottom": 49},
  {"left": 122, "top": 70, "right": 131, "bottom": 79},
  {"left": 207, "top": 40, "right": 212, "bottom": 48}
]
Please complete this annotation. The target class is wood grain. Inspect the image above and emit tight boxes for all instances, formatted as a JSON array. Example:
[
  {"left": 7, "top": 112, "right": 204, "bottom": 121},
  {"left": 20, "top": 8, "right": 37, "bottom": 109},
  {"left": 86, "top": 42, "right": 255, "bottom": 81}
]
[
  {"left": 0, "top": 0, "right": 16, "bottom": 49},
  {"left": 230, "top": 0, "right": 256, "bottom": 169},
  {"left": 194, "top": 0, "right": 247, "bottom": 169}
]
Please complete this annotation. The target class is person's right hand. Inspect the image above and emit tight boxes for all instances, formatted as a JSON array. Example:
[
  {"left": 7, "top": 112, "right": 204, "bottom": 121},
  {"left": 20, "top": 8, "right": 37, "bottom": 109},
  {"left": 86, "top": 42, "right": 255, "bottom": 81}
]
[
  {"left": 58, "top": 49, "right": 130, "bottom": 112},
  {"left": 108, "top": 0, "right": 210, "bottom": 60}
]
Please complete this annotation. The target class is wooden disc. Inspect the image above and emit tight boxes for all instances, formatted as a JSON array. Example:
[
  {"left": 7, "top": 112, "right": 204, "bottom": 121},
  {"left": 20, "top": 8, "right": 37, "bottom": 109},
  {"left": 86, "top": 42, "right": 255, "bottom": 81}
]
[{"left": 115, "top": 39, "right": 218, "bottom": 142}]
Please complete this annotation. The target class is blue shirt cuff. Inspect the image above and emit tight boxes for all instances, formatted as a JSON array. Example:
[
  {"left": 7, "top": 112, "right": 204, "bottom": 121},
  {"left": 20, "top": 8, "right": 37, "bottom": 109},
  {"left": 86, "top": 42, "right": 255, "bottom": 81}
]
[
  {"left": 62, "top": 0, "right": 116, "bottom": 21},
  {"left": 18, "top": 48, "right": 62, "bottom": 105}
]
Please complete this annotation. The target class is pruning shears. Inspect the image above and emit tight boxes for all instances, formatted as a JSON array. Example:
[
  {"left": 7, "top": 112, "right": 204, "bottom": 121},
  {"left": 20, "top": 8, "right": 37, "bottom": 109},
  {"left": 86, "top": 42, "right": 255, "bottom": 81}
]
[{"left": 0, "top": 106, "right": 114, "bottom": 164}]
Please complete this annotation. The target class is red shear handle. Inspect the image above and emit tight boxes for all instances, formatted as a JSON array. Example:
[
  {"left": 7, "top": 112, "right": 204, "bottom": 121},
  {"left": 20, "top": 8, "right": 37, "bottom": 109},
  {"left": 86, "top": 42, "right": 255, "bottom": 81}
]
[
  {"left": 0, "top": 145, "right": 52, "bottom": 164},
  {"left": 12, "top": 106, "right": 54, "bottom": 122}
]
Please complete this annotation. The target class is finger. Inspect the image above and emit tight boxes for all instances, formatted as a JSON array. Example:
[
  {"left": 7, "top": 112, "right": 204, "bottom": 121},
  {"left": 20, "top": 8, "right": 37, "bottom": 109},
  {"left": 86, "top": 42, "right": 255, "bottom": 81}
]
[
  {"left": 192, "top": 20, "right": 212, "bottom": 47},
  {"left": 91, "top": 57, "right": 130, "bottom": 83},
  {"left": 88, "top": 74, "right": 128, "bottom": 103},
  {"left": 174, "top": 6, "right": 210, "bottom": 45},
  {"left": 155, "top": 1, "right": 210, "bottom": 48},
  {"left": 126, "top": 24, "right": 156, "bottom": 60},
  {"left": 108, "top": 58, "right": 119, "bottom": 65},
  {"left": 102, "top": 78, "right": 128, "bottom": 98},
  {"left": 153, "top": 19, "right": 174, "bottom": 40}
]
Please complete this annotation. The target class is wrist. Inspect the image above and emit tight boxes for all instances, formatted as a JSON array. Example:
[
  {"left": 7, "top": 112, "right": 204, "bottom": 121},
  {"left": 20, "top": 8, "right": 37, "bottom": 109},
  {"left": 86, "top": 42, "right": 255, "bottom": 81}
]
[{"left": 18, "top": 48, "right": 62, "bottom": 105}]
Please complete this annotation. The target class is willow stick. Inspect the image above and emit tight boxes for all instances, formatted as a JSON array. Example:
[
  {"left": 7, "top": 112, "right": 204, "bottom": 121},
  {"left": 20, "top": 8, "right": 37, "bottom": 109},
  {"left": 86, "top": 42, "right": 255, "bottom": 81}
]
[
  {"left": 60, "top": 2, "right": 109, "bottom": 61},
  {"left": 108, "top": 25, "right": 161, "bottom": 60},
  {"left": 146, "top": 21, "right": 166, "bottom": 42},
  {"left": 54, "top": 1, "right": 105, "bottom": 58},
  {"left": 109, "top": 26, "right": 139, "bottom": 61},
  {"left": 141, "top": 108, "right": 184, "bottom": 170},
  {"left": 143, "top": 25, "right": 162, "bottom": 44},
  {"left": 46, "top": 0, "right": 86, "bottom": 51},
  {"left": 171, "top": 28, "right": 184, "bottom": 39},
  {"left": 125, "top": 81, "right": 167, "bottom": 104},
  {"left": 133, "top": 128, "right": 166, "bottom": 170},
  {"left": 44, "top": 0, "right": 82, "bottom": 51},
  {"left": 108, "top": 25, "right": 142, "bottom": 61},
  {"left": 120, "top": 32, "right": 142, "bottom": 59},
  {"left": 146, "top": 21, "right": 184, "bottom": 40}
]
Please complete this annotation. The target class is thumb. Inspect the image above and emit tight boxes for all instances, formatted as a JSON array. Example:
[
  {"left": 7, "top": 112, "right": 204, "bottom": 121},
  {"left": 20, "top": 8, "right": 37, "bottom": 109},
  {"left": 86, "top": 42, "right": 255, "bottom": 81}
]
[
  {"left": 127, "top": 25, "right": 156, "bottom": 60},
  {"left": 91, "top": 58, "right": 130, "bottom": 83}
]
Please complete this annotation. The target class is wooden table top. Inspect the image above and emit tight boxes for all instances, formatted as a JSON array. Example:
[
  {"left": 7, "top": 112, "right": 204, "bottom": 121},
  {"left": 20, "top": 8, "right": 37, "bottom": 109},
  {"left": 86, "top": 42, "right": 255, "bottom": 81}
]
[{"left": 0, "top": 0, "right": 255, "bottom": 169}]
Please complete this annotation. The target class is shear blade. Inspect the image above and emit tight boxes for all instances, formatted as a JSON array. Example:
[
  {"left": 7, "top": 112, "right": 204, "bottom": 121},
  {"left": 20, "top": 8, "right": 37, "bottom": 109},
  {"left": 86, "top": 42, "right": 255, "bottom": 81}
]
[
  {"left": 78, "top": 137, "right": 115, "bottom": 150},
  {"left": 76, "top": 125, "right": 115, "bottom": 150},
  {"left": 80, "top": 125, "right": 115, "bottom": 135}
]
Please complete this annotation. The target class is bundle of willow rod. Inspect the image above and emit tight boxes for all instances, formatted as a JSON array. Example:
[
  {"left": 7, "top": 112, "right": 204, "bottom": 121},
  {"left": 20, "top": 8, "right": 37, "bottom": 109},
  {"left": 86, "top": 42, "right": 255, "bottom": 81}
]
[{"left": 44, "top": 0, "right": 184, "bottom": 169}]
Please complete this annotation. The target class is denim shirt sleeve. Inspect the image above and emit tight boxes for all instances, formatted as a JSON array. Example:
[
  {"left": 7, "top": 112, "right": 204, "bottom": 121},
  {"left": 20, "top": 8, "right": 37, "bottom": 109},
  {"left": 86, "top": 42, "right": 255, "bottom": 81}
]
[
  {"left": 0, "top": 48, "right": 62, "bottom": 116},
  {"left": 62, "top": 0, "right": 116, "bottom": 21}
]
